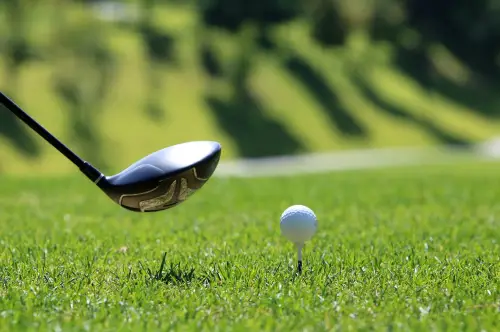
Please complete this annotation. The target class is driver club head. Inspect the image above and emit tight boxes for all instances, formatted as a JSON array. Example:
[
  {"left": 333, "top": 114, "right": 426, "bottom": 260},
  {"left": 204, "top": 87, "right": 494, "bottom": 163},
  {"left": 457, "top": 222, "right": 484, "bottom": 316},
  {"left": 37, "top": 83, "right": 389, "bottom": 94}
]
[{"left": 97, "top": 141, "right": 221, "bottom": 212}]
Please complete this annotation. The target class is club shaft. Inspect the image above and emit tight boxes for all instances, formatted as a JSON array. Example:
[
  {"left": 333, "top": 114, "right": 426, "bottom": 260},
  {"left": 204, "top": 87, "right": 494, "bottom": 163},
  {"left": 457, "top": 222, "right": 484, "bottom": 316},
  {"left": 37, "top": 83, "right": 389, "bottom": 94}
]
[{"left": 0, "top": 91, "right": 103, "bottom": 182}]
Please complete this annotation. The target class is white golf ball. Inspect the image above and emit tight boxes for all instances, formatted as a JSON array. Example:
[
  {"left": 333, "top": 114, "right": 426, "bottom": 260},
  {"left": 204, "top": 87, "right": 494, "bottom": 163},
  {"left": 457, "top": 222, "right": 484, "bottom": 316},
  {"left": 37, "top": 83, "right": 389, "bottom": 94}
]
[{"left": 280, "top": 205, "right": 317, "bottom": 243}]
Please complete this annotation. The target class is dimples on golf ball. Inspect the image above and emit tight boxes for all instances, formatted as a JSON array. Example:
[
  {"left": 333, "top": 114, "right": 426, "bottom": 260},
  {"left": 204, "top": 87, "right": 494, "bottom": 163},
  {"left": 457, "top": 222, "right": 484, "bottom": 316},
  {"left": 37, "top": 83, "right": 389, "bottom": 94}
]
[{"left": 280, "top": 205, "right": 317, "bottom": 243}]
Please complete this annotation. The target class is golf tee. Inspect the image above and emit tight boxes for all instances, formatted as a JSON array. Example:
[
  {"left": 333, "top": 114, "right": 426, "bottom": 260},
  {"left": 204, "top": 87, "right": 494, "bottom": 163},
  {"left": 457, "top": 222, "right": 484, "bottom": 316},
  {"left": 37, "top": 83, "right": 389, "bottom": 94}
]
[{"left": 296, "top": 242, "right": 303, "bottom": 274}]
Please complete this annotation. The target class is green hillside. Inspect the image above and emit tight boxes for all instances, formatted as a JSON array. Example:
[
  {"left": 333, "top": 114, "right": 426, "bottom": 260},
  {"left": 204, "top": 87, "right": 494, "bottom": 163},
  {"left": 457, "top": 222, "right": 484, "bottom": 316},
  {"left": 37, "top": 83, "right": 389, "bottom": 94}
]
[{"left": 1, "top": 4, "right": 499, "bottom": 176}]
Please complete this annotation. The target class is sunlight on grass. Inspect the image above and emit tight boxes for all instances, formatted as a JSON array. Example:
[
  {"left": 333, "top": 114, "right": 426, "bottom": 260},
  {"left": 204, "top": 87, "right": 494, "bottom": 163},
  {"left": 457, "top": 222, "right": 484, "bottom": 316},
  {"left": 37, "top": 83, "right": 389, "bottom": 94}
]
[
  {"left": 0, "top": 162, "right": 499, "bottom": 330},
  {"left": 1, "top": 5, "right": 500, "bottom": 176}
]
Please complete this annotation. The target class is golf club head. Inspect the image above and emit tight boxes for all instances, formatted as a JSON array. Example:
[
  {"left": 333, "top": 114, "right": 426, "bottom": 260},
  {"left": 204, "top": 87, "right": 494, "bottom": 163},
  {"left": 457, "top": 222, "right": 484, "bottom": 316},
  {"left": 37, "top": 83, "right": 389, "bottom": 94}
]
[{"left": 97, "top": 141, "right": 221, "bottom": 212}]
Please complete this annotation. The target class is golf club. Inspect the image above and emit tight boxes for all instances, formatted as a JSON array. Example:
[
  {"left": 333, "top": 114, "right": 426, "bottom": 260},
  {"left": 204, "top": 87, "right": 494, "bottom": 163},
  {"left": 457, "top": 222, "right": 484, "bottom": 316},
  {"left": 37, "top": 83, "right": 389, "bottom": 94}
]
[{"left": 0, "top": 91, "right": 222, "bottom": 212}]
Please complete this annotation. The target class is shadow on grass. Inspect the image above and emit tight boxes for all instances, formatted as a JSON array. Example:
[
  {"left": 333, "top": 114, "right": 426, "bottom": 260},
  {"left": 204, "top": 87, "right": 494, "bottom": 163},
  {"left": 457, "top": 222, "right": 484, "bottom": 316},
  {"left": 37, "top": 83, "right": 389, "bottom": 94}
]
[
  {"left": 53, "top": 81, "right": 109, "bottom": 171},
  {"left": 283, "top": 53, "right": 368, "bottom": 138},
  {"left": 0, "top": 102, "right": 41, "bottom": 158},
  {"left": 352, "top": 75, "right": 471, "bottom": 147},
  {"left": 200, "top": 42, "right": 225, "bottom": 79},
  {"left": 205, "top": 89, "right": 305, "bottom": 158},
  {"left": 369, "top": 1, "right": 500, "bottom": 118},
  {"left": 142, "top": 253, "right": 197, "bottom": 285},
  {"left": 394, "top": 48, "right": 500, "bottom": 119},
  {"left": 142, "top": 253, "right": 310, "bottom": 286},
  {"left": 138, "top": 25, "right": 176, "bottom": 122}
]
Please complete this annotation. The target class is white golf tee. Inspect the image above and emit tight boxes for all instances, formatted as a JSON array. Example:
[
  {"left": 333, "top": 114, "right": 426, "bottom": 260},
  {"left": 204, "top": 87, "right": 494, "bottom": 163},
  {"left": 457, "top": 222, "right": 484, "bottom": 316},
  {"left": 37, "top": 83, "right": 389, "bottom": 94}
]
[{"left": 296, "top": 242, "right": 303, "bottom": 274}]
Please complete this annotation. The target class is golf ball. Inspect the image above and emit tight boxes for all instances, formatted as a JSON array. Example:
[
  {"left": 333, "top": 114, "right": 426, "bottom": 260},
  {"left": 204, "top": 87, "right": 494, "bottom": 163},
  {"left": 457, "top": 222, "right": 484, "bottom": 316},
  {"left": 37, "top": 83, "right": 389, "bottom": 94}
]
[{"left": 280, "top": 205, "right": 317, "bottom": 243}]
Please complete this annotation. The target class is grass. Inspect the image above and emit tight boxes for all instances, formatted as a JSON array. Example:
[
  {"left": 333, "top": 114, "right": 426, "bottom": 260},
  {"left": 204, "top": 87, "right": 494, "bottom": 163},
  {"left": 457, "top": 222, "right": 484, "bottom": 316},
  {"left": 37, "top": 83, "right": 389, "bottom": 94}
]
[
  {"left": 0, "top": 161, "right": 499, "bottom": 331},
  {"left": 2, "top": 4, "right": 500, "bottom": 176}
]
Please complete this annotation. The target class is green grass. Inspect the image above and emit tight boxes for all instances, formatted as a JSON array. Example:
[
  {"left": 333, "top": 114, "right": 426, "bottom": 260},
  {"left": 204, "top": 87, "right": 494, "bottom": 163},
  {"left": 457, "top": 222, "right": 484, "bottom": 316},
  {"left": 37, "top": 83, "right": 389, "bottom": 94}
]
[
  {"left": 1, "top": 162, "right": 499, "bottom": 331},
  {"left": 2, "top": 4, "right": 500, "bottom": 176}
]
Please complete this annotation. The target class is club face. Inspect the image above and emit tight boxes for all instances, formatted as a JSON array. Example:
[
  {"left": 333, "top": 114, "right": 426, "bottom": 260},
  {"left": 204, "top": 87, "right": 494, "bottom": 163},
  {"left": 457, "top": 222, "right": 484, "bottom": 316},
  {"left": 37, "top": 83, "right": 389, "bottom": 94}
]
[{"left": 98, "top": 141, "right": 221, "bottom": 212}]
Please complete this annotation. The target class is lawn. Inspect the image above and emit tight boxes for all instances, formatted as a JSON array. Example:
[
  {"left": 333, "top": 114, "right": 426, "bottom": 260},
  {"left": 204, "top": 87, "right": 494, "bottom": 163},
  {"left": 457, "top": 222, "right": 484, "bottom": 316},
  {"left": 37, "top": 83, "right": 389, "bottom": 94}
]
[
  {"left": 0, "top": 161, "right": 499, "bottom": 331},
  {"left": 2, "top": 3, "right": 500, "bottom": 176}
]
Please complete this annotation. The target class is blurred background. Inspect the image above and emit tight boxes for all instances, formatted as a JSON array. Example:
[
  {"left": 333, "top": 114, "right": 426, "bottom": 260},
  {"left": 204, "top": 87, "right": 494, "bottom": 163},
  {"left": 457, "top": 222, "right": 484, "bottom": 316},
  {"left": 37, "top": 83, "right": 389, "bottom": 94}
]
[{"left": 1, "top": 0, "right": 500, "bottom": 176}]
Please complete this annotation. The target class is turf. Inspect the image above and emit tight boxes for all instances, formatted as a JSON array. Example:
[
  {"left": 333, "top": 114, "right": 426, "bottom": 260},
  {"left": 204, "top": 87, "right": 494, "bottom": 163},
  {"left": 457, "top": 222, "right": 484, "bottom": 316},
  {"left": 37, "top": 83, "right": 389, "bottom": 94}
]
[
  {"left": 0, "top": 162, "right": 499, "bottom": 331},
  {"left": 2, "top": 4, "right": 500, "bottom": 176}
]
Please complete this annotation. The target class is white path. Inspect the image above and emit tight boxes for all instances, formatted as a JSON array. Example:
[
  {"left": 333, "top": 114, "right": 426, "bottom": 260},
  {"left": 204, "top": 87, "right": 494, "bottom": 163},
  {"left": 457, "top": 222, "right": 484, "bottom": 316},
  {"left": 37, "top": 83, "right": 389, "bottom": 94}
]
[{"left": 214, "top": 140, "right": 500, "bottom": 178}]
